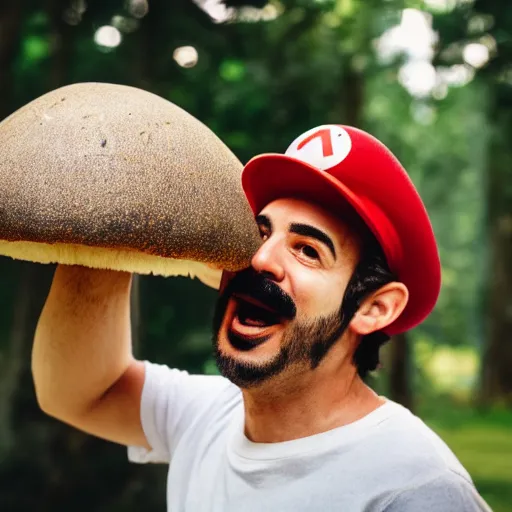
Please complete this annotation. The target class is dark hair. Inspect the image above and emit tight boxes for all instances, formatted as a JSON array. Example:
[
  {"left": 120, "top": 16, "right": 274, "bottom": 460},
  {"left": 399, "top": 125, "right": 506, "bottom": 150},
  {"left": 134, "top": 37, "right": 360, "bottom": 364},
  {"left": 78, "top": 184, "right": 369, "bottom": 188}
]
[{"left": 340, "top": 233, "right": 398, "bottom": 379}]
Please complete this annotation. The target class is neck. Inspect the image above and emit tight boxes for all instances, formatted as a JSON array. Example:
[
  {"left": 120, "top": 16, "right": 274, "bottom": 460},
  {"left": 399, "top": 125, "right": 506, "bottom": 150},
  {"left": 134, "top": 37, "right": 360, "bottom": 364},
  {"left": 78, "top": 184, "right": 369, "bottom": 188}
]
[{"left": 241, "top": 348, "right": 384, "bottom": 443}]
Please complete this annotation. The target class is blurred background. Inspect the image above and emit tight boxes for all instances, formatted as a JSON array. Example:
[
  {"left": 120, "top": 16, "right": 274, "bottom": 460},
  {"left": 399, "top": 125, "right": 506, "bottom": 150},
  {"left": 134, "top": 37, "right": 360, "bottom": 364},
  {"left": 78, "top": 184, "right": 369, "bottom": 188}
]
[{"left": 0, "top": 0, "right": 510, "bottom": 510}]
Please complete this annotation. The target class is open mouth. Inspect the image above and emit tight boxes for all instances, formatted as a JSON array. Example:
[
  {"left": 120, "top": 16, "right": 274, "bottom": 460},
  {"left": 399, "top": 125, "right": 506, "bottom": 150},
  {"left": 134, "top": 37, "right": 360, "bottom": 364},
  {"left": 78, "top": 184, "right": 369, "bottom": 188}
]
[
  {"left": 227, "top": 295, "right": 284, "bottom": 350},
  {"left": 235, "top": 295, "right": 282, "bottom": 328}
]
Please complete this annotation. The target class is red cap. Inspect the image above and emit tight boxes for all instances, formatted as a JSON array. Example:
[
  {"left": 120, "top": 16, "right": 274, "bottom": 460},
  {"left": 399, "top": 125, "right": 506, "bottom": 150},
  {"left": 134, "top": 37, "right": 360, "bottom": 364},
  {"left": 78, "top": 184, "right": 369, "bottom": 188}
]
[{"left": 241, "top": 125, "right": 441, "bottom": 335}]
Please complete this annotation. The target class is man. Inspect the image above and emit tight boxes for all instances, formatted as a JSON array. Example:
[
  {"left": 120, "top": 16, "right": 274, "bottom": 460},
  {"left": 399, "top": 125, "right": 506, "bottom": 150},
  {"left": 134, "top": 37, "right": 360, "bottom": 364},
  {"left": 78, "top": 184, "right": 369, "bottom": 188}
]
[{"left": 33, "top": 125, "right": 490, "bottom": 511}]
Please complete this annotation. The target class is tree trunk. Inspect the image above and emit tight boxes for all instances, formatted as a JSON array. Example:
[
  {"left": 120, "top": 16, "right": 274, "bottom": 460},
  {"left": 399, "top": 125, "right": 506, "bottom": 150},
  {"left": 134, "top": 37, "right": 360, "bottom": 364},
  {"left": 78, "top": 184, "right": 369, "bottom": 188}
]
[
  {"left": 0, "top": 1, "right": 24, "bottom": 119},
  {"left": 389, "top": 333, "right": 414, "bottom": 411},
  {"left": 342, "top": 66, "right": 364, "bottom": 128},
  {"left": 0, "top": 263, "right": 55, "bottom": 458},
  {"left": 0, "top": 264, "right": 35, "bottom": 455},
  {"left": 480, "top": 106, "right": 512, "bottom": 406},
  {"left": 46, "top": 0, "right": 74, "bottom": 89}
]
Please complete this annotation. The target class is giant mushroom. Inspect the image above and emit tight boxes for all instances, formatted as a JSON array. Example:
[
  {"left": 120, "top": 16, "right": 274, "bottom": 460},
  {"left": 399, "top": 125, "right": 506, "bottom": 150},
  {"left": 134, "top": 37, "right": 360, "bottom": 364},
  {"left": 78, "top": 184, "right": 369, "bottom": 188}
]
[{"left": 0, "top": 82, "right": 261, "bottom": 287}]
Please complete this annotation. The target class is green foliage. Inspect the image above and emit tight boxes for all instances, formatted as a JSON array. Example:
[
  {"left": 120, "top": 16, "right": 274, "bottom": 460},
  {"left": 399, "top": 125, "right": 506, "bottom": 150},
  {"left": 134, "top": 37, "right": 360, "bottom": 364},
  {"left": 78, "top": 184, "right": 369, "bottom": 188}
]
[
  {"left": 365, "top": 72, "right": 488, "bottom": 351},
  {"left": 22, "top": 34, "right": 50, "bottom": 61},
  {"left": 423, "top": 401, "right": 512, "bottom": 512}
]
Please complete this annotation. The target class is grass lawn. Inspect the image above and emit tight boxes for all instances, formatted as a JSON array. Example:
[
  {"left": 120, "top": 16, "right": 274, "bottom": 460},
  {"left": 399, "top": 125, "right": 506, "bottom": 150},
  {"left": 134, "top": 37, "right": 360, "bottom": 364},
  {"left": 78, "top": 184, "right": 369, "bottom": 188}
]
[{"left": 422, "top": 404, "right": 512, "bottom": 512}]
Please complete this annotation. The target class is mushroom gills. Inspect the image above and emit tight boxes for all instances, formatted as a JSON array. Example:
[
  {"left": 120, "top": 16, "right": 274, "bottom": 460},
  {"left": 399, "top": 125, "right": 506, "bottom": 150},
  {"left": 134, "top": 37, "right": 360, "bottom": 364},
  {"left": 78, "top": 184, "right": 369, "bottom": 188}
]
[{"left": 0, "top": 239, "right": 222, "bottom": 287}]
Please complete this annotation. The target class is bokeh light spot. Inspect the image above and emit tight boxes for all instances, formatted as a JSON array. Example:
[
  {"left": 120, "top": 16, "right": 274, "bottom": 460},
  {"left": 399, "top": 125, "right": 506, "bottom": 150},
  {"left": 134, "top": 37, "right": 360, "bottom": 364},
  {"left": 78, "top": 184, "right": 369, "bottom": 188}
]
[
  {"left": 463, "top": 43, "right": 490, "bottom": 69},
  {"left": 173, "top": 46, "right": 199, "bottom": 68},
  {"left": 94, "top": 26, "right": 122, "bottom": 48}
]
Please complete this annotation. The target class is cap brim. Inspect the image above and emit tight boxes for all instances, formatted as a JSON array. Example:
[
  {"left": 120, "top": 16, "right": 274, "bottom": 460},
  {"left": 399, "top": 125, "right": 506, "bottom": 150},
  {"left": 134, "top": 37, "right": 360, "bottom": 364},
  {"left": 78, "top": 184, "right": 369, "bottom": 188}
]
[{"left": 242, "top": 154, "right": 392, "bottom": 262}]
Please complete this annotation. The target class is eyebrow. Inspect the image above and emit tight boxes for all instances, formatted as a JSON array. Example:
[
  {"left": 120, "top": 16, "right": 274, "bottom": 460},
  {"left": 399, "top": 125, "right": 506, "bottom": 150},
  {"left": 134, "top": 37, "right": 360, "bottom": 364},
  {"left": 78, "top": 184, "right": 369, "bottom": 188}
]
[
  {"left": 289, "top": 223, "right": 336, "bottom": 259},
  {"left": 256, "top": 214, "right": 271, "bottom": 232}
]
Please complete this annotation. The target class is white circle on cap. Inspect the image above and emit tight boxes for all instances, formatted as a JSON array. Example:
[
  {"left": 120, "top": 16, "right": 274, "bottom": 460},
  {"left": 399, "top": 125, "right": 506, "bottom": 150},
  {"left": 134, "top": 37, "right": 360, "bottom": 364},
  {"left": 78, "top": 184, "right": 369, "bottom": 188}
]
[{"left": 285, "top": 125, "right": 352, "bottom": 171}]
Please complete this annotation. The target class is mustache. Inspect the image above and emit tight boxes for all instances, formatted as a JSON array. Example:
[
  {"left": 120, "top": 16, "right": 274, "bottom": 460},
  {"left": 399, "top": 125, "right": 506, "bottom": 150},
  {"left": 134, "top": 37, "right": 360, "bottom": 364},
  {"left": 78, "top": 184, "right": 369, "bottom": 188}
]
[{"left": 222, "top": 269, "right": 297, "bottom": 320}]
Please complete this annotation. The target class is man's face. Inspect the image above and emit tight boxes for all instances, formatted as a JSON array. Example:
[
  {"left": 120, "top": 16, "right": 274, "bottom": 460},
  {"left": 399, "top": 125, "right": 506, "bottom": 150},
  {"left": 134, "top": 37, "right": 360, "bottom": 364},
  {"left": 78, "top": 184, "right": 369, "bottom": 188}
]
[{"left": 212, "top": 198, "right": 361, "bottom": 388}]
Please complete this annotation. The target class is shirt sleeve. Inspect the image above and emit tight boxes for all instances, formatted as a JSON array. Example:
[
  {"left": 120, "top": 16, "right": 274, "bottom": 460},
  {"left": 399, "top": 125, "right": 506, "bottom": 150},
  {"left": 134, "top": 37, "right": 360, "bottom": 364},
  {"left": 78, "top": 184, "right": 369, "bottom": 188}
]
[
  {"left": 127, "top": 360, "right": 238, "bottom": 465},
  {"left": 382, "top": 471, "right": 492, "bottom": 512}
]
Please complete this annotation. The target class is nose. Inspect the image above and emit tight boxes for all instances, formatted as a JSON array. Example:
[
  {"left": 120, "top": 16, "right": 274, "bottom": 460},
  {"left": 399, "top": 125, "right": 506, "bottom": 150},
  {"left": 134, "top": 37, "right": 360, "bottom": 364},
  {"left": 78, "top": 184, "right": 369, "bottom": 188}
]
[{"left": 251, "top": 237, "right": 285, "bottom": 282}]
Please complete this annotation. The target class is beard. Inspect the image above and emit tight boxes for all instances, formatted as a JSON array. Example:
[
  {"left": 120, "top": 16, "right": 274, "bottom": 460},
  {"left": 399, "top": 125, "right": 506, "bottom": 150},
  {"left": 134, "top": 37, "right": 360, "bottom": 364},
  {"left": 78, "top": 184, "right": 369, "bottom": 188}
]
[{"left": 211, "top": 270, "right": 348, "bottom": 389}]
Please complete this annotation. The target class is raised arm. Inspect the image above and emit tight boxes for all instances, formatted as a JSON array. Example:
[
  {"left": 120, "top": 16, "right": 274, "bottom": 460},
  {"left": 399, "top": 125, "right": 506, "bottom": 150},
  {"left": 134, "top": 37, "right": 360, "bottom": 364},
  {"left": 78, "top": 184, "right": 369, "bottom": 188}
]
[{"left": 32, "top": 265, "right": 149, "bottom": 448}]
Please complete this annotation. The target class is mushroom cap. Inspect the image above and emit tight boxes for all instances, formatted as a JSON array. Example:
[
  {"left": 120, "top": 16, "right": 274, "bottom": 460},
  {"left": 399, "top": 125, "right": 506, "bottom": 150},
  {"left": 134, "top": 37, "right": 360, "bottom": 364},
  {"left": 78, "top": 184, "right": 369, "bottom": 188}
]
[{"left": 0, "top": 83, "right": 261, "bottom": 285}]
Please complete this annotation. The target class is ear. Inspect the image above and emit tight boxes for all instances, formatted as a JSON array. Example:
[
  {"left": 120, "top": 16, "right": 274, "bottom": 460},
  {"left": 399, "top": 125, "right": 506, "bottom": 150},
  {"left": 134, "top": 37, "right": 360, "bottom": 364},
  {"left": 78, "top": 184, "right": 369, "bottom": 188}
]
[{"left": 348, "top": 282, "right": 409, "bottom": 336}]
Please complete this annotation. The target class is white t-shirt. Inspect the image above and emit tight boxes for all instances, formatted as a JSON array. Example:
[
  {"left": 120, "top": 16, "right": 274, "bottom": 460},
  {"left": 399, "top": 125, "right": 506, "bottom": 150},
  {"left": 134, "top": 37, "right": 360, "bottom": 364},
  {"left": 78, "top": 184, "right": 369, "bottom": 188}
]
[{"left": 128, "top": 362, "right": 491, "bottom": 512}]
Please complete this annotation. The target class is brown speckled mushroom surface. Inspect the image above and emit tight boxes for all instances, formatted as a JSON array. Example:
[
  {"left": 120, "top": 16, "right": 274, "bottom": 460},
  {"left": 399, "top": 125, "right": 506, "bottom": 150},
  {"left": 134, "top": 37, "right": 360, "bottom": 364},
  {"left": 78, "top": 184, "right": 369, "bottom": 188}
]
[{"left": 0, "top": 82, "right": 261, "bottom": 283}]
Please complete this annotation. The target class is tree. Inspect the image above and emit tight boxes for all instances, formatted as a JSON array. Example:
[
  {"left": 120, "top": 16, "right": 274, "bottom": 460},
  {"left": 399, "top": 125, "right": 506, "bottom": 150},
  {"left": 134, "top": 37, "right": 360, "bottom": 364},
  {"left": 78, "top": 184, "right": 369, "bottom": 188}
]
[
  {"left": 476, "top": 0, "right": 512, "bottom": 407},
  {"left": 433, "top": 0, "right": 512, "bottom": 406}
]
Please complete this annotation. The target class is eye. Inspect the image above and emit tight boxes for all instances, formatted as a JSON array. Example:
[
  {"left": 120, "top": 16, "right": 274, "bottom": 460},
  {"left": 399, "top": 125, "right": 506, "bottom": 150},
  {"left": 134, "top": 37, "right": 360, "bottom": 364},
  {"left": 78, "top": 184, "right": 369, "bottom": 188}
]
[
  {"left": 298, "top": 244, "right": 319, "bottom": 260},
  {"left": 259, "top": 229, "right": 270, "bottom": 242}
]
